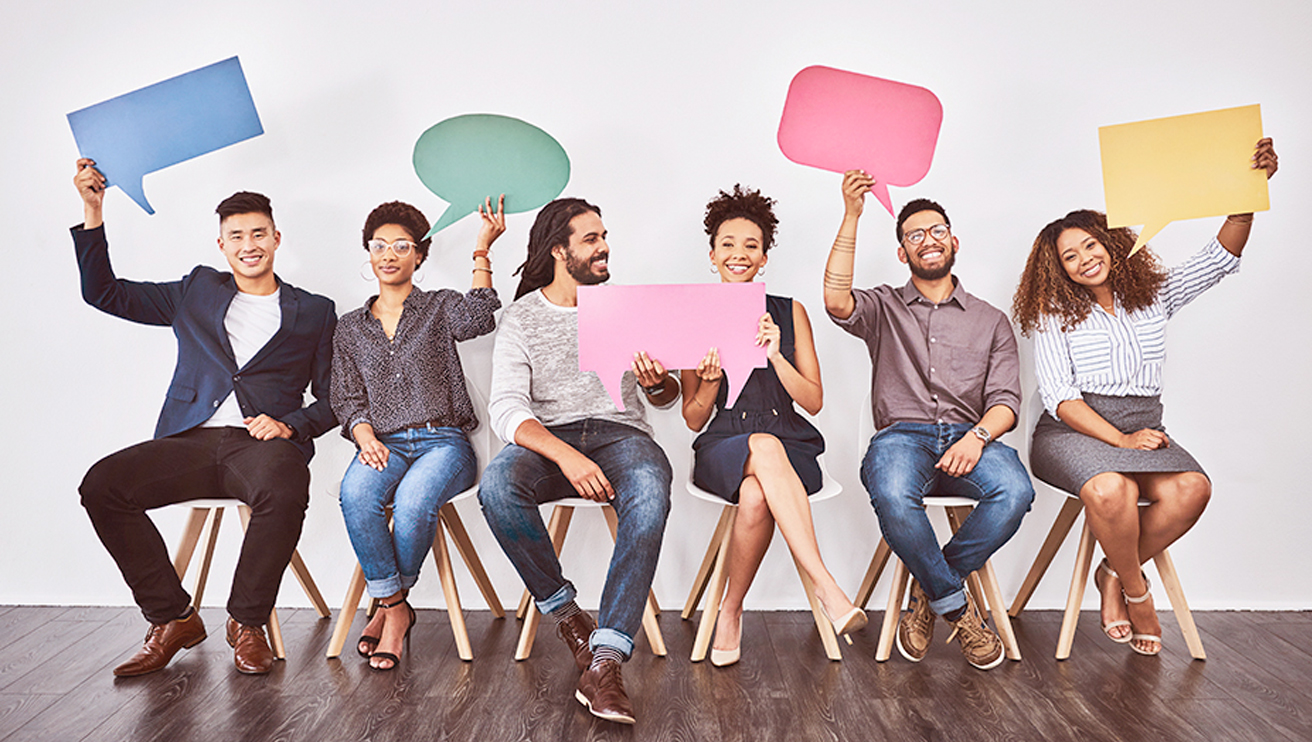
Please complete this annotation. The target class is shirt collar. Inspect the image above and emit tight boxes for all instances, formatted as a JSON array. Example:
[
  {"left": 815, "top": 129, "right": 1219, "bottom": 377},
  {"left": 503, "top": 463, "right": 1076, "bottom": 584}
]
[{"left": 897, "top": 276, "right": 970, "bottom": 310}]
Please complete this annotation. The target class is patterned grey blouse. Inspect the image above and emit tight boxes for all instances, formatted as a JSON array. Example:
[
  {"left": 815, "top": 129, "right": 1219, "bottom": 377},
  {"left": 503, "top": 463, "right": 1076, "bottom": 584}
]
[{"left": 331, "top": 287, "right": 500, "bottom": 442}]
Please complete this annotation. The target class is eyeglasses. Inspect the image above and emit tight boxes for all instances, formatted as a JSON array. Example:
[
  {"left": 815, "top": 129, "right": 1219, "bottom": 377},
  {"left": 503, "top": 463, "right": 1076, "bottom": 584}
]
[
  {"left": 367, "top": 239, "right": 416, "bottom": 256},
  {"left": 902, "top": 224, "right": 950, "bottom": 246}
]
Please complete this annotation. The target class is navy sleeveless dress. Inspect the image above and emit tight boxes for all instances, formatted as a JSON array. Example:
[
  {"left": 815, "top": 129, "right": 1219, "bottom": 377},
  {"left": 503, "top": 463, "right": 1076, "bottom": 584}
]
[{"left": 692, "top": 294, "right": 826, "bottom": 502}]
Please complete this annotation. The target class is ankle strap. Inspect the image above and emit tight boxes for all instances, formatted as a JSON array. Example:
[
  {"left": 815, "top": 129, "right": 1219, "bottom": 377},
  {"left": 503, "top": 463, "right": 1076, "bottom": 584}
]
[{"left": 378, "top": 597, "right": 409, "bottom": 610}]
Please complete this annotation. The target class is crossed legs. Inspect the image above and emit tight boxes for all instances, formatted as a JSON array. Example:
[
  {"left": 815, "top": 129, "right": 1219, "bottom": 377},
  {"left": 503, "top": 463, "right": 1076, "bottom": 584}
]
[{"left": 713, "top": 434, "right": 856, "bottom": 653}]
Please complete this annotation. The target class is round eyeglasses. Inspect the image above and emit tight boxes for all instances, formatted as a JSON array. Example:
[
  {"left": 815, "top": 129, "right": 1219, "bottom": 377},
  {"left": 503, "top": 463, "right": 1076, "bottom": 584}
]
[
  {"left": 902, "top": 224, "right": 950, "bottom": 246},
  {"left": 367, "top": 239, "right": 416, "bottom": 256}
]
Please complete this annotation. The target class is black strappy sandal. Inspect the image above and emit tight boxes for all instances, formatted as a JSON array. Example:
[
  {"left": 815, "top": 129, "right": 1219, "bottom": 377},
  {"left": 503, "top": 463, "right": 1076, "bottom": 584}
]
[{"left": 369, "top": 597, "right": 416, "bottom": 671}]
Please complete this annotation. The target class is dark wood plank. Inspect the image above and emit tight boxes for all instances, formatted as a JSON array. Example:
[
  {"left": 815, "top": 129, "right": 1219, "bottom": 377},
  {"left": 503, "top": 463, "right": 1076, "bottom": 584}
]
[{"left": 0, "top": 694, "right": 60, "bottom": 740}]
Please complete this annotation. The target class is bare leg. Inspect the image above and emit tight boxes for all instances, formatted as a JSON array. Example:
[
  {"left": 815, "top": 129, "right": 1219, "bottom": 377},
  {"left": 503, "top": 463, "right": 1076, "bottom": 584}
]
[
  {"left": 713, "top": 476, "right": 774, "bottom": 652},
  {"left": 742, "top": 434, "right": 857, "bottom": 620},
  {"left": 370, "top": 590, "right": 410, "bottom": 670},
  {"left": 1134, "top": 471, "right": 1210, "bottom": 562},
  {"left": 1079, "top": 472, "right": 1159, "bottom": 652}
]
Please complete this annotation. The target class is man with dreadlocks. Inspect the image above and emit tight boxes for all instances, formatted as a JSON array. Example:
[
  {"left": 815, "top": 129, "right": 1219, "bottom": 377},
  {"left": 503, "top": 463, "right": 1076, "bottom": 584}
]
[{"left": 480, "top": 198, "right": 677, "bottom": 725}]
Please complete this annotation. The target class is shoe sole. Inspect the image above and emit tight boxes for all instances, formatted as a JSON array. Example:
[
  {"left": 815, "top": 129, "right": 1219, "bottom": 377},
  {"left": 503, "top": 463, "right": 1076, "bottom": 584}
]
[
  {"left": 894, "top": 630, "right": 927, "bottom": 663},
  {"left": 574, "top": 690, "right": 636, "bottom": 724},
  {"left": 967, "top": 651, "right": 1006, "bottom": 671}
]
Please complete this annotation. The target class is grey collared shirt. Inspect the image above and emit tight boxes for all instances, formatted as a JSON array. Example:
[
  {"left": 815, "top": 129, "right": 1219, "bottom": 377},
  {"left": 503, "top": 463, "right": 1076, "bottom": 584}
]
[{"left": 829, "top": 278, "right": 1021, "bottom": 430}]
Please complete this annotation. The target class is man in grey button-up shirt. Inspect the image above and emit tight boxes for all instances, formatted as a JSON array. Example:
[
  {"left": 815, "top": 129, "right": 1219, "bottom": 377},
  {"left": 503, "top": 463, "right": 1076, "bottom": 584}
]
[{"left": 822, "top": 171, "right": 1033, "bottom": 671}]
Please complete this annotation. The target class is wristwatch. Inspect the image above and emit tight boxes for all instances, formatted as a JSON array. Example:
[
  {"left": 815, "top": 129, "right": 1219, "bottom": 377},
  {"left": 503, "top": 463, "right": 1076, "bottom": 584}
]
[
  {"left": 642, "top": 379, "right": 666, "bottom": 396},
  {"left": 971, "top": 426, "right": 992, "bottom": 444}
]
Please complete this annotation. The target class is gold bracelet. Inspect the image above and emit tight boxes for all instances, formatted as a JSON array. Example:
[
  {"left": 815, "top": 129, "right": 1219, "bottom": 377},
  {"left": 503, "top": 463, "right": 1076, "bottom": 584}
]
[
  {"left": 1225, "top": 214, "right": 1254, "bottom": 225},
  {"left": 472, "top": 266, "right": 492, "bottom": 274}
]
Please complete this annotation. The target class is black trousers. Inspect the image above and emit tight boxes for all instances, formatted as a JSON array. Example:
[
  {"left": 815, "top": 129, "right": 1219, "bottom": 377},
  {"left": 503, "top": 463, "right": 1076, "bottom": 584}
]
[{"left": 80, "top": 427, "right": 310, "bottom": 626}]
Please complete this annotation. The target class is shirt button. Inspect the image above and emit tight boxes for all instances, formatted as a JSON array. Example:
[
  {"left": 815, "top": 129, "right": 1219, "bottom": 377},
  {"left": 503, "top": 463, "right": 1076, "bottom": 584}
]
[
  {"left": 932, "top": 394, "right": 938, "bottom": 400},
  {"left": 233, "top": 374, "right": 241, "bottom": 382},
  {"left": 930, "top": 367, "right": 936, "bottom": 373},
  {"left": 930, "top": 337, "right": 936, "bottom": 343},
  {"left": 213, "top": 400, "right": 220, "bottom": 407}
]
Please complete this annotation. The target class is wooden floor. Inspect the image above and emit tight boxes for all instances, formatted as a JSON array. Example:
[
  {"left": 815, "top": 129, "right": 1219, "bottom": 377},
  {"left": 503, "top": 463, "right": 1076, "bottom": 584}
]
[{"left": 1, "top": 605, "right": 1309, "bottom": 741}]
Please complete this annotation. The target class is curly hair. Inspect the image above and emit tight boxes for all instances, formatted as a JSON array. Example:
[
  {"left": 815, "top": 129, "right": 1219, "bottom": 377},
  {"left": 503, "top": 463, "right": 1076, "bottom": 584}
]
[
  {"left": 362, "top": 201, "right": 432, "bottom": 264},
  {"left": 1012, "top": 210, "right": 1167, "bottom": 335},
  {"left": 513, "top": 198, "right": 601, "bottom": 300},
  {"left": 703, "top": 184, "right": 778, "bottom": 253}
]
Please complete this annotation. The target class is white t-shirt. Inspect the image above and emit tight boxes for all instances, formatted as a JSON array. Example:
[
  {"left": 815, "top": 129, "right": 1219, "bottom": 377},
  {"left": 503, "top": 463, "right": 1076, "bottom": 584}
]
[{"left": 203, "top": 288, "right": 282, "bottom": 428}]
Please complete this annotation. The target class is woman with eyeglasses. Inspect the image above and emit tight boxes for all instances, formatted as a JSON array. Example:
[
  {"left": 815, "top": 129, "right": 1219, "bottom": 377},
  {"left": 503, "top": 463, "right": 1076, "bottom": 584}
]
[
  {"left": 330, "top": 197, "right": 505, "bottom": 670},
  {"left": 1012, "top": 139, "right": 1277, "bottom": 656}
]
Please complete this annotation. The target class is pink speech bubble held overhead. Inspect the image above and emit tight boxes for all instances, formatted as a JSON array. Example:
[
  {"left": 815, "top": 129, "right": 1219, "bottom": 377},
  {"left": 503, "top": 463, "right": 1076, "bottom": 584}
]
[
  {"left": 578, "top": 283, "right": 767, "bottom": 412},
  {"left": 778, "top": 66, "right": 943, "bottom": 216}
]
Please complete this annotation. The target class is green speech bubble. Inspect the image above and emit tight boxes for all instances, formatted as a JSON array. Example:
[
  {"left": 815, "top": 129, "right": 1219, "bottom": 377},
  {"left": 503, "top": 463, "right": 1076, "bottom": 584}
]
[{"left": 412, "top": 114, "right": 571, "bottom": 238}]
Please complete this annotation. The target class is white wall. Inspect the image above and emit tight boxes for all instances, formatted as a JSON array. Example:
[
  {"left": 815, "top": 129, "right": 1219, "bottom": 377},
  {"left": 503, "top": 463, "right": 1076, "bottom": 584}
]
[{"left": 2, "top": 0, "right": 1308, "bottom": 613}]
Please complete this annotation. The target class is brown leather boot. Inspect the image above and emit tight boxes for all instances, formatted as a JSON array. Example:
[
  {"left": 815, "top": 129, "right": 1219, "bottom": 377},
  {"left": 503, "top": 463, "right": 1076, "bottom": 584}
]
[
  {"left": 556, "top": 611, "right": 597, "bottom": 673},
  {"left": 113, "top": 609, "right": 207, "bottom": 677},
  {"left": 226, "top": 617, "right": 276, "bottom": 674},
  {"left": 575, "top": 659, "right": 636, "bottom": 724}
]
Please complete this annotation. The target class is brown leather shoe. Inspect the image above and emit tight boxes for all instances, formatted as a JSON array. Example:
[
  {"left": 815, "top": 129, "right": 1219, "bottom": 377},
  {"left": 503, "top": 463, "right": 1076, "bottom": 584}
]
[
  {"left": 226, "top": 617, "right": 276, "bottom": 674},
  {"left": 556, "top": 611, "right": 597, "bottom": 673},
  {"left": 896, "top": 580, "right": 935, "bottom": 662},
  {"left": 575, "top": 659, "right": 636, "bottom": 724},
  {"left": 113, "top": 609, "right": 208, "bottom": 677}
]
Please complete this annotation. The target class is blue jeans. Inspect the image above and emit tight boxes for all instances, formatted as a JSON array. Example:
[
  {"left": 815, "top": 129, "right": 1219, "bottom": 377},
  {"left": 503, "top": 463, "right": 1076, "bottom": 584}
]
[
  {"left": 339, "top": 426, "right": 477, "bottom": 598},
  {"left": 861, "top": 422, "right": 1033, "bottom": 616},
  {"left": 478, "top": 420, "right": 672, "bottom": 659}
]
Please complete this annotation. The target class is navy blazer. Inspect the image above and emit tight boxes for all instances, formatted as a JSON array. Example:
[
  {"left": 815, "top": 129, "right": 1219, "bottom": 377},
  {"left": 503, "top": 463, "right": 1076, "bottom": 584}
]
[{"left": 73, "top": 224, "right": 337, "bottom": 461}]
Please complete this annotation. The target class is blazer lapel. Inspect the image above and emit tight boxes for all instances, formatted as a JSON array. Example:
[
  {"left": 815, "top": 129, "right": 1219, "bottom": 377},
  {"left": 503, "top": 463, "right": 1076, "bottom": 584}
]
[{"left": 240, "top": 276, "right": 300, "bottom": 371}]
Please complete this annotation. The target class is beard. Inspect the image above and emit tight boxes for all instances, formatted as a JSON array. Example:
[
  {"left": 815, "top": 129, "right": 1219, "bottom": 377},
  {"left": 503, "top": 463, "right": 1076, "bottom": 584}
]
[
  {"left": 566, "top": 250, "right": 609, "bottom": 285},
  {"left": 907, "top": 245, "right": 955, "bottom": 281}
]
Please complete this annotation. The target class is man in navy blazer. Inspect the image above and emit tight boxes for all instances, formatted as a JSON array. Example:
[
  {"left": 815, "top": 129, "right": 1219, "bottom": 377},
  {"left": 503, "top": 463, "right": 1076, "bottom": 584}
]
[{"left": 72, "top": 158, "right": 337, "bottom": 676}]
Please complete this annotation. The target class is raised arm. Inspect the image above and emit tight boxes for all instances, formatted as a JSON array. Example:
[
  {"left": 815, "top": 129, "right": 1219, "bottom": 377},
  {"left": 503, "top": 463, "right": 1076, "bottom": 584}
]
[
  {"left": 823, "top": 170, "right": 875, "bottom": 320},
  {"left": 471, "top": 195, "right": 505, "bottom": 290},
  {"left": 1217, "top": 137, "right": 1278, "bottom": 257},
  {"left": 75, "top": 158, "right": 104, "bottom": 229},
  {"left": 763, "top": 301, "right": 822, "bottom": 415}
]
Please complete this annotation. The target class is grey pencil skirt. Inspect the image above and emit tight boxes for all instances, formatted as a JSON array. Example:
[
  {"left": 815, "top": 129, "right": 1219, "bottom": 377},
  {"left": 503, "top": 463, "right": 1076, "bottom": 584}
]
[{"left": 1030, "top": 393, "right": 1206, "bottom": 495}]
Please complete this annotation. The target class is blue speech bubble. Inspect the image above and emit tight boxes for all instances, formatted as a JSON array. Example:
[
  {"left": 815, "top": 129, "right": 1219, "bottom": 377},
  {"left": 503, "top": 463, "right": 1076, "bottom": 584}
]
[
  {"left": 67, "top": 57, "right": 263, "bottom": 215},
  {"left": 413, "top": 114, "right": 570, "bottom": 238}
]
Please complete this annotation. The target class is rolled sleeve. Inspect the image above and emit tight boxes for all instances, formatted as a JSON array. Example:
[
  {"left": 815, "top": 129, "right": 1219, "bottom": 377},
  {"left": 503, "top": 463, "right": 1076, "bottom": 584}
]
[
  {"left": 1161, "top": 238, "right": 1240, "bottom": 320},
  {"left": 827, "top": 287, "right": 883, "bottom": 338},
  {"left": 981, "top": 315, "right": 1022, "bottom": 419},
  {"left": 1033, "top": 316, "right": 1083, "bottom": 419},
  {"left": 448, "top": 286, "right": 502, "bottom": 342}
]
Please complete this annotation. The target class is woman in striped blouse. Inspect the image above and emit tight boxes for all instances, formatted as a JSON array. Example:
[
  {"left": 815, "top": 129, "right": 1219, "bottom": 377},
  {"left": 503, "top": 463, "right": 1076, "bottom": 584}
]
[{"left": 1011, "top": 138, "right": 1277, "bottom": 656}]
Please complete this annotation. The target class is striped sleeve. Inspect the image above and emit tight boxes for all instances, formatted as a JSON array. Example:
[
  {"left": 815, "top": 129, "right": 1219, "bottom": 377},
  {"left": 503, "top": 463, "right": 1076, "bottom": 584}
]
[
  {"left": 1033, "top": 314, "right": 1083, "bottom": 419},
  {"left": 1161, "top": 238, "right": 1240, "bottom": 319}
]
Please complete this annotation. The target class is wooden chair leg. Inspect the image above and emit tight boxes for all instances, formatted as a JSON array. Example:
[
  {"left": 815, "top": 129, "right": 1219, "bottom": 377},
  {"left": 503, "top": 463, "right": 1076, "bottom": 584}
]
[
  {"left": 1009, "top": 497, "right": 1083, "bottom": 617},
  {"left": 945, "top": 507, "right": 988, "bottom": 611},
  {"left": 515, "top": 504, "right": 574, "bottom": 660},
  {"left": 683, "top": 506, "right": 735, "bottom": 620},
  {"left": 601, "top": 506, "right": 666, "bottom": 656},
  {"left": 287, "top": 550, "right": 329, "bottom": 618},
  {"left": 326, "top": 563, "right": 368, "bottom": 658},
  {"left": 190, "top": 508, "right": 224, "bottom": 609},
  {"left": 172, "top": 508, "right": 210, "bottom": 580},
  {"left": 974, "top": 561, "right": 1022, "bottom": 661},
  {"left": 875, "top": 558, "right": 910, "bottom": 662},
  {"left": 432, "top": 520, "right": 473, "bottom": 661},
  {"left": 855, "top": 539, "right": 892, "bottom": 611},
  {"left": 690, "top": 516, "right": 733, "bottom": 662},
  {"left": 1056, "top": 518, "right": 1097, "bottom": 660},
  {"left": 792, "top": 551, "right": 843, "bottom": 661},
  {"left": 1153, "top": 548, "right": 1206, "bottom": 660},
  {"left": 440, "top": 504, "right": 505, "bottom": 618}
]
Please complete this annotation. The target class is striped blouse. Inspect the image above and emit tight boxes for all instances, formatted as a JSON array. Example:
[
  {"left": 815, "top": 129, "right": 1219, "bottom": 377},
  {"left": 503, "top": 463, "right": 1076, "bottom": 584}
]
[{"left": 1034, "top": 238, "right": 1239, "bottom": 419}]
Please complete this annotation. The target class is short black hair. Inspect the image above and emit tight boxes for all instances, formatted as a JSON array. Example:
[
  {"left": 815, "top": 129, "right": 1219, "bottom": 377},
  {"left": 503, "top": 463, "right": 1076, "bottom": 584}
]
[
  {"left": 362, "top": 201, "right": 432, "bottom": 264},
  {"left": 895, "top": 198, "right": 949, "bottom": 243},
  {"left": 703, "top": 184, "right": 779, "bottom": 254},
  {"left": 216, "top": 191, "right": 273, "bottom": 226}
]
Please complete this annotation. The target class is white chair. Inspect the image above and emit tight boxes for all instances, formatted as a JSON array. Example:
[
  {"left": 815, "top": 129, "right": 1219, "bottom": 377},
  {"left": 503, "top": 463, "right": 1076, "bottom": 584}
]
[
  {"left": 325, "top": 376, "right": 506, "bottom": 661},
  {"left": 512, "top": 498, "right": 667, "bottom": 660},
  {"left": 171, "top": 498, "right": 330, "bottom": 660},
  {"left": 681, "top": 455, "right": 849, "bottom": 661},
  {"left": 1008, "top": 493, "right": 1205, "bottom": 660}
]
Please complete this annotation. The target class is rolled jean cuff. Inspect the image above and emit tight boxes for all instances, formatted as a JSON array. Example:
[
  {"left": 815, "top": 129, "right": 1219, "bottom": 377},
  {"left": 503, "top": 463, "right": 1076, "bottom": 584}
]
[
  {"left": 366, "top": 572, "right": 418, "bottom": 599},
  {"left": 929, "top": 588, "right": 967, "bottom": 617},
  {"left": 535, "top": 582, "right": 577, "bottom": 615},
  {"left": 590, "top": 628, "right": 634, "bottom": 660}
]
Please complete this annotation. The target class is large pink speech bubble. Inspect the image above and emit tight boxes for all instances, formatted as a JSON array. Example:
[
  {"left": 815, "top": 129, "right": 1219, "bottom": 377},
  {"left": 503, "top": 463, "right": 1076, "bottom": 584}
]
[
  {"left": 778, "top": 66, "right": 943, "bottom": 216},
  {"left": 578, "top": 283, "right": 767, "bottom": 412}
]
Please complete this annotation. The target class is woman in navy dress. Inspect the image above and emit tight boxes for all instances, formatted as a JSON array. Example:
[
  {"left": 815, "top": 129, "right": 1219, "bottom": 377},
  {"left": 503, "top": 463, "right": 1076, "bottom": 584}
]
[{"left": 681, "top": 185, "right": 865, "bottom": 666}]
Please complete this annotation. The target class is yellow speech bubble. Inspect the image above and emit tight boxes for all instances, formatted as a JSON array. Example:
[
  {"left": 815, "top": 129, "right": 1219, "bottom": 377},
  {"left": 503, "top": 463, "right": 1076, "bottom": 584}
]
[{"left": 1099, "top": 104, "right": 1268, "bottom": 255}]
